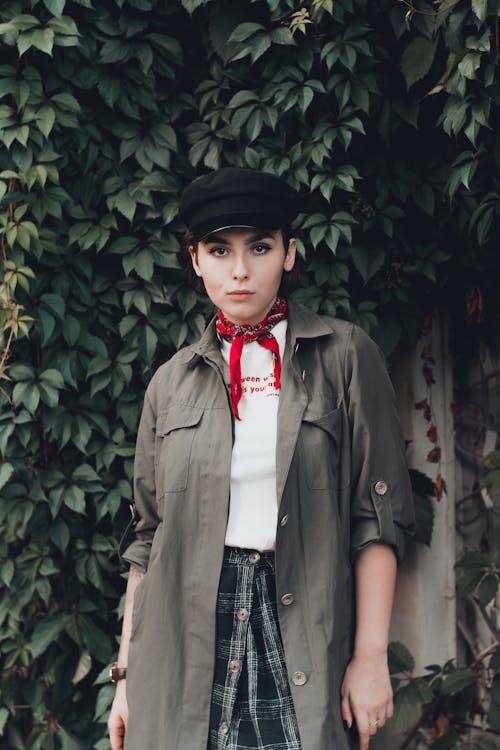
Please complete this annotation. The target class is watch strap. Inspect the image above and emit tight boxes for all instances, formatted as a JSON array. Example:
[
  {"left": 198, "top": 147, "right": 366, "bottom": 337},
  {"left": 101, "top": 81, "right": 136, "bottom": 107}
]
[{"left": 110, "top": 662, "right": 127, "bottom": 684}]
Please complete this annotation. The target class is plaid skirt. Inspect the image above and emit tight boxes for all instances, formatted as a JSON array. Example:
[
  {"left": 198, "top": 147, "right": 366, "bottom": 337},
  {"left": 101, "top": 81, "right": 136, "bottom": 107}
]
[{"left": 208, "top": 547, "right": 302, "bottom": 750}]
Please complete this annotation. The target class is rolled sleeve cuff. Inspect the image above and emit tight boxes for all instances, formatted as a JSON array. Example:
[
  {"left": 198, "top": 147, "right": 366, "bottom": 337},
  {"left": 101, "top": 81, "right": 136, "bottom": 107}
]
[
  {"left": 118, "top": 510, "right": 153, "bottom": 572},
  {"left": 119, "top": 539, "right": 152, "bottom": 573},
  {"left": 351, "top": 518, "right": 407, "bottom": 565}
]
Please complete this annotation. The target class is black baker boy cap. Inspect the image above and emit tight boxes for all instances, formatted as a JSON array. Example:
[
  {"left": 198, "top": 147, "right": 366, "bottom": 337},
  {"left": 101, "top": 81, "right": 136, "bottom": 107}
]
[{"left": 179, "top": 167, "right": 300, "bottom": 241}]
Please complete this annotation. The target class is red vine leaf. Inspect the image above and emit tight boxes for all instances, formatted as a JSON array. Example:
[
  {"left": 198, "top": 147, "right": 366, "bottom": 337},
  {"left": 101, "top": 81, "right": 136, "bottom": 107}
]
[
  {"left": 465, "top": 286, "right": 485, "bottom": 323},
  {"left": 427, "top": 424, "right": 438, "bottom": 444},
  {"left": 421, "top": 313, "right": 433, "bottom": 337},
  {"left": 434, "top": 473, "right": 447, "bottom": 501},
  {"left": 427, "top": 446, "right": 441, "bottom": 463},
  {"left": 415, "top": 399, "right": 432, "bottom": 421},
  {"left": 420, "top": 344, "right": 435, "bottom": 364},
  {"left": 422, "top": 365, "right": 435, "bottom": 386},
  {"left": 431, "top": 713, "right": 449, "bottom": 739}
]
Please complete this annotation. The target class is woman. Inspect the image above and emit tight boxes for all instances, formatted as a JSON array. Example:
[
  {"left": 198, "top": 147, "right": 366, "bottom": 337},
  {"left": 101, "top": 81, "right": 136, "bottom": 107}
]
[{"left": 108, "top": 167, "right": 415, "bottom": 750}]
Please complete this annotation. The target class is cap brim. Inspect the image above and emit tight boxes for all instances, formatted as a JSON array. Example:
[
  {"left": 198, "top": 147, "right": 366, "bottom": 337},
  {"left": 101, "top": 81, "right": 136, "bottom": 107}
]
[
  {"left": 198, "top": 224, "right": 256, "bottom": 240},
  {"left": 192, "top": 212, "right": 284, "bottom": 241}
]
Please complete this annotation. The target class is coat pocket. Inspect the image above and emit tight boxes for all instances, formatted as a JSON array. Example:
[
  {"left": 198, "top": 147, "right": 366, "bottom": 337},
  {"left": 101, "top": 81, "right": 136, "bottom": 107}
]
[
  {"left": 301, "top": 399, "right": 341, "bottom": 490},
  {"left": 155, "top": 404, "right": 204, "bottom": 493}
]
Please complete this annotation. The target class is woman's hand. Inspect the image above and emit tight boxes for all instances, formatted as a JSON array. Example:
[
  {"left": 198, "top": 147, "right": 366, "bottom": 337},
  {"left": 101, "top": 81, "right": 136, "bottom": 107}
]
[
  {"left": 108, "top": 681, "right": 128, "bottom": 750},
  {"left": 341, "top": 650, "right": 393, "bottom": 750}
]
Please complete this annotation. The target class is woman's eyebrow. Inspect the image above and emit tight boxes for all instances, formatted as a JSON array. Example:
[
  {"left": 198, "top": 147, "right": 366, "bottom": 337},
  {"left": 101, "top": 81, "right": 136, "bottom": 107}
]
[
  {"left": 245, "top": 232, "right": 275, "bottom": 244},
  {"left": 202, "top": 231, "right": 276, "bottom": 245},
  {"left": 203, "top": 234, "right": 231, "bottom": 245}
]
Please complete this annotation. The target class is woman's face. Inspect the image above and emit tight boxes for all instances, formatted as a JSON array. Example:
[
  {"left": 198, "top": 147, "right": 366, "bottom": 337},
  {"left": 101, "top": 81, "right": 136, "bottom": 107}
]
[{"left": 189, "top": 228, "right": 296, "bottom": 325}]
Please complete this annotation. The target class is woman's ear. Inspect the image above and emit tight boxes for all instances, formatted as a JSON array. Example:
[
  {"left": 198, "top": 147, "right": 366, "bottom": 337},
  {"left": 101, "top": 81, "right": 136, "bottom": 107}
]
[
  {"left": 284, "top": 237, "right": 297, "bottom": 272},
  {"left": 188, "top": 245, "right": 202, "bottom": 278}
]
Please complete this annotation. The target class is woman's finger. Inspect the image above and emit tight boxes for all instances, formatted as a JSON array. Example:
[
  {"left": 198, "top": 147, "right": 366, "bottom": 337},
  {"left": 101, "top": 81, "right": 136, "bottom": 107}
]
[
  {"left": 376, "top": 713, "right": 386, "bottom": 729},
  {"left": 358, "top": 727, "right": 371, "bottom": 750},
  {"left": 387, "top": 698, "right": 394, "bottom": 720},
  {"left": 108, "top": 715, "right": 126, "bottom": 750},
  {"left": 341, "top": 693, "right": 353, "bottom": 729}
]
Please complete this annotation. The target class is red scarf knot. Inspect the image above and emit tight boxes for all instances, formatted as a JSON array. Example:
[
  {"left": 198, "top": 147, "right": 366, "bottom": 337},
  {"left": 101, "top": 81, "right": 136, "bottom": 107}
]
[{"left": 216, "top": 298, "right": 287, "bottom": 420}]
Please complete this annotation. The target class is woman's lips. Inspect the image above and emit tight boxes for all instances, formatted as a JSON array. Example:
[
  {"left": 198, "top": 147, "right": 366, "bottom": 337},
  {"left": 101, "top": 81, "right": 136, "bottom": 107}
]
[{"left": 227, "top": 290, "right": 253, "bottom": 296}]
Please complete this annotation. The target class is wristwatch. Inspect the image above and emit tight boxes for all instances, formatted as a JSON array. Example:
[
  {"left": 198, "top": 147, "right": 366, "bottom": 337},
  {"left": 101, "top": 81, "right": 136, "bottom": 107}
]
[{"left": 109, "top": 662, "right": 127, "bottom": 684}]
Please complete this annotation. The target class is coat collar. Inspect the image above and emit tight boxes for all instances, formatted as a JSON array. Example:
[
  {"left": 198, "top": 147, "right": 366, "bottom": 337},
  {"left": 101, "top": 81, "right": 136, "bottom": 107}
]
[{"left": 184, "top": 301, "right": 334, "bottom": 361}]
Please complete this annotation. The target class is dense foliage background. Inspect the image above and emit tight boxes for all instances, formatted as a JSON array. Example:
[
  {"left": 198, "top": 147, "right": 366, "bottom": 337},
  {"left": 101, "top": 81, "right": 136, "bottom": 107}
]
[{"left": 1, "top": 0, "right": 499, "bottom": 747}]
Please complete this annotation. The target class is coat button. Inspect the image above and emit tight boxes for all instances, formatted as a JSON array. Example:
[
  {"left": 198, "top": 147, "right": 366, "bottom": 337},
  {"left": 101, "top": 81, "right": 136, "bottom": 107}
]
[
  {"left": 280, "top": 514, "right": 289, "bottom": 526},
  {"left": 374, "top": 480, "right": 388, "bottom": 496},
  {"left": 236, "top": 607, "right": 249, "bottom": 622},
  {"left": 292, "top": 670, "right": 307, "bottom": 686},
  {"left": 228, "top": 659, "right": 241, "bottom": 673},
  {"left": 248, "top": 552, "right": 261, "bottom": 564},
  {"left": 280, "top": 593, "right": 294, "bottom": 606},
  {"left": 219, "top": 721, "right": 229, "bottom": 734}
]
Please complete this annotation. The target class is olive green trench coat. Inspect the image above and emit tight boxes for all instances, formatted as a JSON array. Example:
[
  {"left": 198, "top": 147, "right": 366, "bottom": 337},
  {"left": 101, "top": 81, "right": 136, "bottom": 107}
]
[{"left": 120, "top": 301, "right": 415, "bottom": 750}]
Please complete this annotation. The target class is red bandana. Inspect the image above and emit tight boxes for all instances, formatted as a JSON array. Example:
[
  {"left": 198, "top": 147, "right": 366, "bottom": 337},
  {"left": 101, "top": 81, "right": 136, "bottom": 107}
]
[{"left": 216, "top": 298, "right": 288, "bottom": 420}]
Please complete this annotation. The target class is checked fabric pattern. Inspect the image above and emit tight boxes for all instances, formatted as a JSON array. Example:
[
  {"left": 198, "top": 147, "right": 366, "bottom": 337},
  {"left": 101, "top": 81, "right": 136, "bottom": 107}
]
[{"left": 208, "top": 547, "right": 302, "bottom": 750}]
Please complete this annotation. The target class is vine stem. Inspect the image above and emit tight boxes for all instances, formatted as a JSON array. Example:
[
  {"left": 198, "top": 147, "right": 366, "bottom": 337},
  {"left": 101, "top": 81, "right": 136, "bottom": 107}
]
[
  {"left": 469, "top": 596, "right": 500, "bottom": 643},
  {"left": 0, "top": 327, "right": 15, "bottom": 374},
  {"left": 397, "top": 0, "right": 463, "bottom": 19},
  {"left": 0, "top": 177, "right": 18, "bottom": 374},
  {"left": 469, "top": 641, "right": 499, "bottom": 669},
  {"left": 454, "top": 721, "right": 500, "bottom": 737}
]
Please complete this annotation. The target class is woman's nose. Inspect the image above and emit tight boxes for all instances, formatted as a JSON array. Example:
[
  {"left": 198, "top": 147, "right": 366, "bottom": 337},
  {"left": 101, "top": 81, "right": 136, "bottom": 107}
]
[{"left": 231, "top": 254, "right": 249, "bottom": 279}]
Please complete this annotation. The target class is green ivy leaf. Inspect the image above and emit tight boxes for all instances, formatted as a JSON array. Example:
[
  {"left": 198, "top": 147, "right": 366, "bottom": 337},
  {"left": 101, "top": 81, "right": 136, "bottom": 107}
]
[
  {"left": 57, "top": 725, "right": 86, "bottom": 750},
  {"left": 472, "top": 0, "right": 488, "bottom": 23},
  {"left": 0, "top": 707, "right": 10, "bottom": 736},
  {"left": 0, "top": 558, "right": 14, "bottom": 586},
  {"left": 441, "top": 669, "right": 477, "bottom": 696},
  {"left": 44, "top": 0, "right": 67, "bottom": 16},
  {"left": 390, "top": 680, "right": 421, "bottom": 731},
  {"left": 401, "top": 36, "right": 438, "bottom": 89},
  {"left": 72, "top": 649, "right": 92, "bottom": 684},
  {"left": 29, "top": 28, "right": 55, "bottom": 56},
  {"left": 350, "top": 246, "right": 385, "bottom": 284},
  {"left": 389, "top": 641, "right": 415, "bottom": 674},
  {"left": 64, "top": 485, "right": 86, "bottom": 514},
  {"left": 31, "top": 615, "right": 64, "bottom": 658},
  {"left": 478, "top": 574, "right": 498, "bottom": 607}
]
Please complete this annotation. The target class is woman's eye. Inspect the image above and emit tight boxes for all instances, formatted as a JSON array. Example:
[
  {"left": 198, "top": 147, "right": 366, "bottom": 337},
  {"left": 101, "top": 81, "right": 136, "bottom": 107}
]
[
  {"left": 209, "top": 247, "right": 228, "bottom": 257},
  {"left": 252, "top": 244, "right": 271, "bottom": 254}
]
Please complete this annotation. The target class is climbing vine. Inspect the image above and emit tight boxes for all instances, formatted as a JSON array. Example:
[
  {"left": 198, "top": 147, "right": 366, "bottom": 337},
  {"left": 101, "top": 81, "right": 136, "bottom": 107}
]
[{"left": 0, "top": 0, "right": 499, "bottom": 747}]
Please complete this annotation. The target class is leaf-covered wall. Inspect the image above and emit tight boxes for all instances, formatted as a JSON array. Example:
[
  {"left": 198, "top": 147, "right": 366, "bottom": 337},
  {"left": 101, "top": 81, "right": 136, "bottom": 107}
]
[{"left": 0, "top": 0, "right": 499, "bottom": 747}]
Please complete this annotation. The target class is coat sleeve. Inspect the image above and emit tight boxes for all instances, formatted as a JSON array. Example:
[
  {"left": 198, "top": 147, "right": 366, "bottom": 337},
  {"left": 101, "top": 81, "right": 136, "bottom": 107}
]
[
  {"left": 345, "top": 323, "right": 415, "bottom": 564},
  {"left": 119, "top": 389, "right": 160, "bottom": 572}
]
